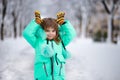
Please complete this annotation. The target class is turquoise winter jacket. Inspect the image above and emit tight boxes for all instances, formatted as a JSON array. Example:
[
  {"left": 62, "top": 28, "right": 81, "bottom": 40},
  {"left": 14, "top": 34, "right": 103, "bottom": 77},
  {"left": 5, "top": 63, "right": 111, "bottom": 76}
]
[{"left": 22, "top": 19, "right": 76, "bottom": 80}]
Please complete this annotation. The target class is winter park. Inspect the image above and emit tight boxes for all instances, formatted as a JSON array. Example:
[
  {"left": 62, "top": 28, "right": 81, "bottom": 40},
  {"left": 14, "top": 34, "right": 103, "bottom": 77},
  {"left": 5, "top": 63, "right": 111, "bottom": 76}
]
[{"left": 0, "top": 0, "right": 120, "bottom": 80}]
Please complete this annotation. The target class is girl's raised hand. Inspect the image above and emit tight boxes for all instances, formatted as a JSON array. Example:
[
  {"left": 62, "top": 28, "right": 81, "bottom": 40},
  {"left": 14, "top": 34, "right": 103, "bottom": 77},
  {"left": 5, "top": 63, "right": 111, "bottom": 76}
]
[
  {"left": 34, "top": 10, "right": 42, "bottom": 24},
  {"left": 56, "top": 11, "right": 65, "bottom": 25}
]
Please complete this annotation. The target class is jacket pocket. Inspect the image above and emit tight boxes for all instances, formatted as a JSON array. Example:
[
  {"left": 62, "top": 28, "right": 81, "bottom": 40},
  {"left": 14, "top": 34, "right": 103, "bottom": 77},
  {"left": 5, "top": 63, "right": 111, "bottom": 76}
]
[
  {"left": 35, "top": 54, "right": 50, "bottom": 64},
  {"left": 57, "top": 54, "right": 66, "bottom": 63},
  {"left": 43, "top": 62, "right": 48, "bottom": 77}
]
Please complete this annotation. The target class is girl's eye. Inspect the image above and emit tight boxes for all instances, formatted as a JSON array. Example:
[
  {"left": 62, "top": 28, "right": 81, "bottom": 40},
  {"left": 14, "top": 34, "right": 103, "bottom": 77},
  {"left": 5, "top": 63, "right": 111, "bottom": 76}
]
[
  {"left": 52, "top": 30, "right": 56, "bottom": 32},
  {"left": 46, "top": 30, "right": 49, "bottom": 32}
]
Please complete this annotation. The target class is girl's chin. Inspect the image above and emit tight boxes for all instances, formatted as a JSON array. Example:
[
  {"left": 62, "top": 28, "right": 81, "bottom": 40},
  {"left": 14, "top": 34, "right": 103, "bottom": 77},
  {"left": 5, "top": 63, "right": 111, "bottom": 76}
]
[{"left": 47, "top": 38, "right": 54, "bottom": 40}]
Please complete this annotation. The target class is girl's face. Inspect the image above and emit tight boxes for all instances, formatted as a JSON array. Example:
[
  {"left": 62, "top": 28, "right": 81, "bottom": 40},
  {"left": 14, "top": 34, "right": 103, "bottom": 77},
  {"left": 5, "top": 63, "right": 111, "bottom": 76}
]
[{"left": 45, "top": 27, "right": 56, "bottom": 40}]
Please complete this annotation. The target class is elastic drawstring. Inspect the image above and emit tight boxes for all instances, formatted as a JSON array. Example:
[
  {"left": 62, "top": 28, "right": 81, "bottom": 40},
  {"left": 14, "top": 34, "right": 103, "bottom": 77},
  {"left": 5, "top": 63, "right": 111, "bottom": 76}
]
[
  {"left": 55, "top": 53, "right": 58, "bottom": 65},
  {"left": 51, "top": 41, "right": 54, "bottom": 49},
  {"left": 47, "top": 39, "right": 49, "bottom": 44}
]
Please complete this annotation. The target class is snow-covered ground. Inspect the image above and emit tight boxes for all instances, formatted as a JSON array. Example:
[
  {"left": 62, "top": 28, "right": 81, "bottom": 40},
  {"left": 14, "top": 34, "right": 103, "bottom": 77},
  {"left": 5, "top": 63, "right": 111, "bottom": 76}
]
[{"left": 0, "top": 37, "right": 120, "bottom": 80}]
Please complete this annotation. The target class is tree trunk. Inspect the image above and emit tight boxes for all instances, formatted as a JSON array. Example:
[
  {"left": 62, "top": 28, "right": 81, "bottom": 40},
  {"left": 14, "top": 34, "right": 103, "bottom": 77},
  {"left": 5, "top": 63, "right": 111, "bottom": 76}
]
[
  {"left": 12, "top": 12, "right": 17, "bottom": 38},
  {"left": 1, "top": 23, "right": 4, "bottom": 40},
  {"left": 1, "top": 0, "right": 7, "bottom": 40},
  {"left": 102, "top": 0, "right": 117, "bottom": 43},
  {"left": 19, "top": 23, "right": 22, "bottom": 36},
  {"left": 111, "top": 15, "right": 114, "bottom": 43},
  {"left": 13, "top": 19, "right": 17, "bottom": 38},
  {"left": 107, "top": 14, "right": 113, "bottom": 43},
  {"left": 81, "top": 13, "right": 87, "bottom": 38}
]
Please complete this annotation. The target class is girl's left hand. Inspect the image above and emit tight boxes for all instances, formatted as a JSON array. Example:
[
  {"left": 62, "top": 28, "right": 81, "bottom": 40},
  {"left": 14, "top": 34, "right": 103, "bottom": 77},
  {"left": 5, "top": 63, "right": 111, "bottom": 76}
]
[{"left": 56, "top": 11, "right": 65, "bottom": 25}]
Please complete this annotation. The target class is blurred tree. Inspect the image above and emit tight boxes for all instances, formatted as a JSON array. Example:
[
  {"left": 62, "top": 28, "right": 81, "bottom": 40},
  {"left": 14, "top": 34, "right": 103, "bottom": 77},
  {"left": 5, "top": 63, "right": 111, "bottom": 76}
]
[
  {"left": 0, "top": 0, "right": 38, "bottom": 40},
  {"left": 71, "top": 0, "right": 98, "bottom": 38},
  {"left": 101, "top": 0, "right": 120, "bottom": 43},
  {"left": 12, "top": 11, "right": 17, "bottom": 38},
  {"left": 1, "top": 0, "right": 7, "bottom": 40}
]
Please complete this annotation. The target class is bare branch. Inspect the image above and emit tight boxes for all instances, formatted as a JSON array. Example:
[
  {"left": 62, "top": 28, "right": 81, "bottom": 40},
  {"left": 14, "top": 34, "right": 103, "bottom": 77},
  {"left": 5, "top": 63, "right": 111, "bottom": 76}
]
[
  {"left": 2, "top": 0, "right": 7, "bottom": 20},
  {"left": 113, "top": 4, "right": 119, "bottom": 15},
  {"left": 113, "top": 0, "right": 119, "bottom": 4},
  {"left": 111, "top": 0, "right": 119, "bottom": 16},
  {"left": 111, "top": 3, "right": 115, "bottom": 13},
  {"left": 101, "top": 0, "right": 111, "bottom": 14}
]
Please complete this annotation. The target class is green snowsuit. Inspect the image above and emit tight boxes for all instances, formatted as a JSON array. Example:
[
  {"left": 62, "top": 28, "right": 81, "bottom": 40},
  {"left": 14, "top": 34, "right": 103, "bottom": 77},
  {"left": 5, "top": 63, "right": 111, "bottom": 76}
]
[{"left": 22, "top": 19, "right": 76, "bottom": 80}]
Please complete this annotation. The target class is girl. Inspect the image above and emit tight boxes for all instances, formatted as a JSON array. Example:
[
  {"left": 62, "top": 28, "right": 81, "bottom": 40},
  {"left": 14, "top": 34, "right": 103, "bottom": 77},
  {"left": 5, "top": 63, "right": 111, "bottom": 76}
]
[{"left": 22, "top": 11, "right": 76, "bottom": 80}]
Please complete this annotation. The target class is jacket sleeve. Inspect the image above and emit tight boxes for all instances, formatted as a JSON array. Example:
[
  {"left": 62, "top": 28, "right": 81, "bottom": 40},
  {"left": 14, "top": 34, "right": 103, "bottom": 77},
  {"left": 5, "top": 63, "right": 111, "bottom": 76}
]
[
  {"left": 59, "top": 20, "right": 76, "bottom": 46},
  {"left": 22, "top": 19, "right": 46, "bottom": 48}
]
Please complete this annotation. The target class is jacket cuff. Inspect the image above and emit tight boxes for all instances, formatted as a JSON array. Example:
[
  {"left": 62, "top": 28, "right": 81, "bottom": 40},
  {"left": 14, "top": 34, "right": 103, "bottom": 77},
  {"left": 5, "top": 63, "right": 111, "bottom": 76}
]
[
  {"left": 62, "top": 49, "right": 71, "bottom": 59},
  {"left": 35, "top": 26, "right": 47, "bottom": 40}
]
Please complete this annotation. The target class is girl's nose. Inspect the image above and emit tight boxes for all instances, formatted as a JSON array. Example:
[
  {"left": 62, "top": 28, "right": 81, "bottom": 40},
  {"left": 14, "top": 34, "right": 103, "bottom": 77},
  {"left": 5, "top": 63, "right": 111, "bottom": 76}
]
[{"left": 50, "top": 32, "right": 53, "bottom": 34}]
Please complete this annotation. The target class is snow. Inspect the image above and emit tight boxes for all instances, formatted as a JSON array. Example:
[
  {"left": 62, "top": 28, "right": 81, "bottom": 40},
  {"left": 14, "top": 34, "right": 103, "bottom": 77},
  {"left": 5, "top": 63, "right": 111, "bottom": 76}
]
[
  {"left": 0, "top": 38, "right": 34, "bottom": 80},
  {"left": 0, "top": 37, "right": 120, "bottom": 80},
  {"left": 66, "top": 38, "right": 120, "bottom": 80}
]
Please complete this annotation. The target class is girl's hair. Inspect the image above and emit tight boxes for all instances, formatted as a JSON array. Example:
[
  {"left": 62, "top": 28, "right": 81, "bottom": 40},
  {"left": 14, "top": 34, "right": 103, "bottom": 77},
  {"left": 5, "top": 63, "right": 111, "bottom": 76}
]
[{"left": 41, "top": 18, "right": 61, "bottom": 44}]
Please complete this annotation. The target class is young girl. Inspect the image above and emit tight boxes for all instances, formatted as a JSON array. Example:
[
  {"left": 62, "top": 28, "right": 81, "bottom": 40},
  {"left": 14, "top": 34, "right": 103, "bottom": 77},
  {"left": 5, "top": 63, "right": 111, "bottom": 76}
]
[{"left": 22, "top": 11, "right": 76, "bottom": 80}]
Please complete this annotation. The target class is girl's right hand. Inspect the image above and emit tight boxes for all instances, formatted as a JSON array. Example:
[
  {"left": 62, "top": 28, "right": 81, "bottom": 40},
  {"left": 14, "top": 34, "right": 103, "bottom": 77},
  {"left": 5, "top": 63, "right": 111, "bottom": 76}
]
[
  {"left": 34, "top": 10, "right": 42, "bottom": 24},
  {"left": 35, "top": 17, "right": 42, "bottom": 24}
]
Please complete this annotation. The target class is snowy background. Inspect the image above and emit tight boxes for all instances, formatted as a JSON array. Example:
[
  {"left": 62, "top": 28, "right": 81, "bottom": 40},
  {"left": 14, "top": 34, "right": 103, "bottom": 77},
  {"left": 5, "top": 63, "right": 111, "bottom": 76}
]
[
  {"left": 0, "top": 37, "right": 120, "bottom": 80},
  {"left": 0, "top": 0, "right": 120, "bottom": 80}
]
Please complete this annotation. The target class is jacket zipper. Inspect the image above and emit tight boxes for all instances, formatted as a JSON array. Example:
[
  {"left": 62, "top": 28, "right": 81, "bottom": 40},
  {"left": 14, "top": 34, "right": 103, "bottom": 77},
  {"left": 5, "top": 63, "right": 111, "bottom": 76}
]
[
  {"left": 59, "top": 63, "right": 62, "bottom": 76},
  {"left": 51, "top": 41, "right": 54, "bottom": 80},
  {"left": 43, "top": 62, "right": 48, "bottom": 77}
]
